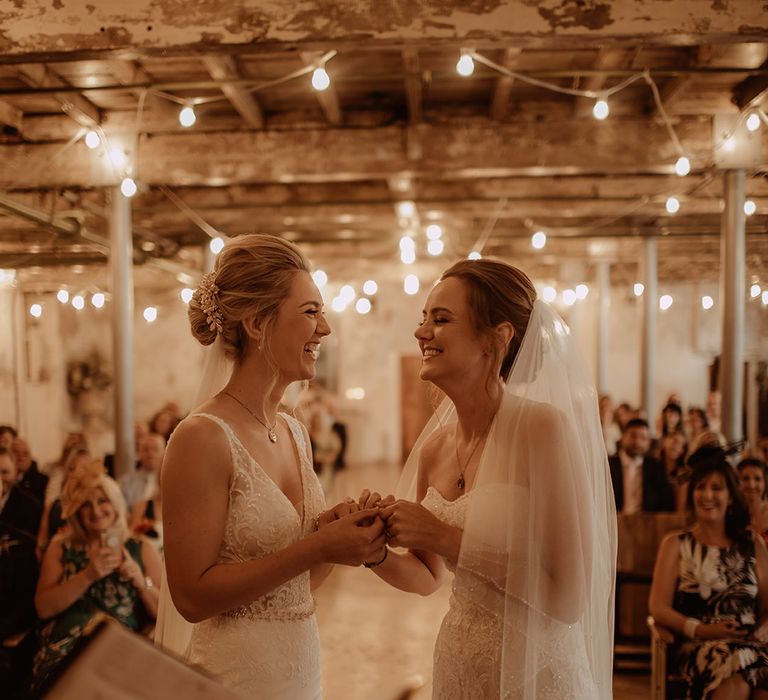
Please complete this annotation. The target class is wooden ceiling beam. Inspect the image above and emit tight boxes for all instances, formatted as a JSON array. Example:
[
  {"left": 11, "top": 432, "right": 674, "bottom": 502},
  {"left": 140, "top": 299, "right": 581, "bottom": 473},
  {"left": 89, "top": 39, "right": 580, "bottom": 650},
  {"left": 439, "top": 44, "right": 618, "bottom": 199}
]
[
  {"left": 16, "top": 63, "right": 100, "bottom": 127},
  {"left": 401, "top": 48, "right": 422, "bottom": 124},
  {"left": 201, "top": 55, "right": 264, "bottom": 129},
  {"left": 573, "top": 48, "right": 635, "bottom": 118},
  {"left": 0, "top": 99, "right": 22, "bottom": 132},
  {"left": 490, "top": 48, "right": 523, "bottom": 121}
]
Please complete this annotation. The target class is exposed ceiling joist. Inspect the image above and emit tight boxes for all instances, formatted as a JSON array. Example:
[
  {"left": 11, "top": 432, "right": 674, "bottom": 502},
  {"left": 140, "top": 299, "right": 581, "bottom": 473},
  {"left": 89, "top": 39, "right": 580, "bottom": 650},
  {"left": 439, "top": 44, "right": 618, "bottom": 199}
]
[
  {"left": 16, "top": 63, "right": 100, "bottom": 127},
  {"left": 490, "top": 48, "right": 522, "bottom": 121},
  {"left": 201, "top": 55, "right": 265, "bottom": 128}
]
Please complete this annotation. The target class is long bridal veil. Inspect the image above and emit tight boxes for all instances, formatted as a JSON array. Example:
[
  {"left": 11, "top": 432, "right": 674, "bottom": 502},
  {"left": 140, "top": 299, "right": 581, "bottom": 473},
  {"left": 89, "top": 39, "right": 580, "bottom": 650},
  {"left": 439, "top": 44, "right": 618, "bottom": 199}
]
[
  {"left": 155, "top": 336, "right": 233, "bottom": 657},
  {"left": 399, "top": 299, "right": 617, "bottom": 698}
]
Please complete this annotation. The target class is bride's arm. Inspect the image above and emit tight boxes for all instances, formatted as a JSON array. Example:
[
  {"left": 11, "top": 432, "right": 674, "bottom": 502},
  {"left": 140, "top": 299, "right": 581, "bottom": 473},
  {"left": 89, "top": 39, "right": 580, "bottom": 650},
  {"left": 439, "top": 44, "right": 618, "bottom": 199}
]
[{"left": 163, "top": 418, "right": 384, "bottom": 622}]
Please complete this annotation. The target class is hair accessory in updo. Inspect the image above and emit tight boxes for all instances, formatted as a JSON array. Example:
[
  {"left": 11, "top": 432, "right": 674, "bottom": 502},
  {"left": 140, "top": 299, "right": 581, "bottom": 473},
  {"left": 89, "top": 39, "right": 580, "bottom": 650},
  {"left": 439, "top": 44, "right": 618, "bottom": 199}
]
[
  {"left": 198, "top": 272, "right": 224, "bottom": 335},
  {"left": 61, "top": 458, "right": 108, "bottom": 520}
]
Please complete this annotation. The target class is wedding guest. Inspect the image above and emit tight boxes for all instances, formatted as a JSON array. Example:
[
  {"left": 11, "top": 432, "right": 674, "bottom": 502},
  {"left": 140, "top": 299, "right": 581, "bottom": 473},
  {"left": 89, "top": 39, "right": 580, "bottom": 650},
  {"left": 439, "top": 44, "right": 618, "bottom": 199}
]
[
  {"left": 658, "top": 430, "right": 689, "bottom": 511},
  {"left": 738, "top": 457, "right": 768, "bottom": 544},
  {"left": 0, "top": 447, "right": 43, "bottom": 540},
  {"left": 600, "top": 394, "right": 622, "bottom": 457},
  {"left": 13, "top": 438, "right": 47, "bottom": 507},
  {"left": 0, "top": 425, "right": 16, "bottom": 450},
  {"left": 118, "top": 432, "right": 165, "bottom": 511}
]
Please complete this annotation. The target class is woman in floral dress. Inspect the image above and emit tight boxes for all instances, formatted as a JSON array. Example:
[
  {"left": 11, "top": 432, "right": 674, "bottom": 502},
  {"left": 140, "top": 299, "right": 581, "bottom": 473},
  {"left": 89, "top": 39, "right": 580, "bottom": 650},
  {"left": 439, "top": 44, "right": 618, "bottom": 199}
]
[
  {"left": 650, "top": 445, "right": 768, "bottom": 700},
  {"left": 31, "top": 459, "right": 162, "bottom": 695}
]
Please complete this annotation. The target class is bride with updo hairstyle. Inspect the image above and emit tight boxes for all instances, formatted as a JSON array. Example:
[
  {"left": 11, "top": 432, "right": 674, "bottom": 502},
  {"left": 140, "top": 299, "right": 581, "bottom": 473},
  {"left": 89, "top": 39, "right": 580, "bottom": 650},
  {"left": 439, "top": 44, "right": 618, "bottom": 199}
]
[{"left": 158, "top": 234, "right": 387, "bottom": 699}]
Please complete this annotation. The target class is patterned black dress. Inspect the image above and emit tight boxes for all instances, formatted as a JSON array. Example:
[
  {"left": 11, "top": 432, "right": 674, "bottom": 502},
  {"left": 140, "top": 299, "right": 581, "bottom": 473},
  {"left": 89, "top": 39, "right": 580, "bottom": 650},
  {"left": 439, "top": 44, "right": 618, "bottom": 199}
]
[{"left": 673, "top": 530, "right": 768, "bottom": 699}]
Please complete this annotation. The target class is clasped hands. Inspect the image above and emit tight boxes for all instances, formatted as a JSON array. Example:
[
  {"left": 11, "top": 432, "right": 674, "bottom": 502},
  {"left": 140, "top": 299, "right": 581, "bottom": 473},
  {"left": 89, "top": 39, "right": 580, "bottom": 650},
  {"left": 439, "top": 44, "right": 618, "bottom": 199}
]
[{"left": 316, "top": 489, "right": 441, "bottom": 566}]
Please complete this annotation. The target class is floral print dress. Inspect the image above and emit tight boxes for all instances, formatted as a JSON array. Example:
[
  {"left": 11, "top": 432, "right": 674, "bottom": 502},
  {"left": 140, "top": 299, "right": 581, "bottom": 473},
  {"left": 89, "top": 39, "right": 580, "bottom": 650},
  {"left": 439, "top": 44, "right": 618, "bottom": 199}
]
[
  {"left": 31, "top": 537, "right": 149, "bottom": 695},
  {"left": 673, "top": 530, "right": 768, "bottom": 699}
]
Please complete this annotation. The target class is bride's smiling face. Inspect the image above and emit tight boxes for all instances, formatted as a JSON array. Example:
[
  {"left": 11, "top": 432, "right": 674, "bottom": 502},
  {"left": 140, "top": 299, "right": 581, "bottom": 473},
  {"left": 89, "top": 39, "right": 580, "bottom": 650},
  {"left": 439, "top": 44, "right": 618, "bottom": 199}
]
[{"left": 414, "top": 277, "right": 491, "bottom": 389}]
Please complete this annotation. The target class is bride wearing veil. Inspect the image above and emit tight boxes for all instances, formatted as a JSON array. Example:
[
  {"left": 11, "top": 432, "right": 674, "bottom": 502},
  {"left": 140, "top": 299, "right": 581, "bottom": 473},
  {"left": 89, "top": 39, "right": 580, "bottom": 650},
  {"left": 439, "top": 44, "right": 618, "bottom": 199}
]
[{"left": 364, "top": 258, "right": 617, "bottom": 698}]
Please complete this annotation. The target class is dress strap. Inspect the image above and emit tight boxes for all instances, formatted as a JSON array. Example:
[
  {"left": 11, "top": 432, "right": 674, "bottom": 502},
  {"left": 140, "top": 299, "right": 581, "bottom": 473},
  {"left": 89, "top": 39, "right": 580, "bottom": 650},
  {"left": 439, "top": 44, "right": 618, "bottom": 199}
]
[
  {"left": 281, "top": 413, "right": 313, "bottom": 468},
  {"left": 189, "top": 412, "right": 243, "bottom": 469}
]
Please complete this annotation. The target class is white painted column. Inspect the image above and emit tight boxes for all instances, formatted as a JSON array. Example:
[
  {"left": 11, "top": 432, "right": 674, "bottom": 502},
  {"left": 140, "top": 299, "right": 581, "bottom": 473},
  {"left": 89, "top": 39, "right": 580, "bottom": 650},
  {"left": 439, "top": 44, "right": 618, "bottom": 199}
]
[
  {"left": 596, "top": 261, "right": 610, "bottom": 395},
  {"left": 720, "top": 169, "right": 746, "bottom": 443},
  {"left": 641, "top": 238, "right": 657, "bottom": 419},
  {"left": 110, "top": 188, "right": 135, "bottom": 478}
]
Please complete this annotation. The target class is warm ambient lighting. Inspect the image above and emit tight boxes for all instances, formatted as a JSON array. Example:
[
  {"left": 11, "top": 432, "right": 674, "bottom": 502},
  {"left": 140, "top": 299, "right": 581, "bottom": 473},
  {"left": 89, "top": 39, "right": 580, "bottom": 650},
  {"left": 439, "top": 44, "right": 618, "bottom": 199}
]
[
  {"left": 209, "top": 237, "right": 225, "bottom": 254},
  {"left": 29, "top": 303, "right": 42, "bottom": 318},
  {"left": 404, "top": 275, "right": 419, "bottom": 295},
  {"left": 763, "top": 290, "right": 768, "bottom": 306},
  {"left": 339, "top": 285, "right": 356, "bottom": 303},
  {"left": 751, "top": 283, "right": 762, "bottom": 299},
  {"left": 179, "top": 105, "right": 196, "bottom": 127},
  {"left": 467, "top": 251, "right": 482, "bottom": 260},
  {"left": 746, "top": 113, "right": 761, "bottom": 132},
  {"left": 427, "top": 239, "right": 444, "bottom": 256},
  {"left": 723, "top": 136, "right": 737, "bottom": 152},
  {"left": 355, "top": 298, "right": 372, "bottom": 314},
  {"left": 575, "top": 284, "right": 589, "bottom": 300},
  {"left": 397, "top": 201, "right": 416, "bottom": 218},
  {"left": 363, "top": 280, "right": 378, "bottom": 295},
  {"left": 72, "top": 295, "right": 85, "bottom": 311},
  {"left": 456, "top": 53, "right": 475, "bottom": 77},
  {"left": 345, "top": 387, "right": 366, "bottom": 400},
  {"left": 674, "top": 156, "right": 691, "bottom": 176},
  {"left": 311, "top": 67, "right": 331, "bottom": 91},
  {"left": 331, "top": 296, "right": 346, "bottom": 312},
  {"left": 108, "top": 147, "right": 127, "bottom": 168},
  {"left": 57, "top": 289, "right": 70, "bottom": 304},
  {"left": 91, "top": 293, "right": 106, "bottom": 308},
  {"left": 744, "top": 200, "right": 756, "bottom": 216},
  {"left": 542, "top": 286, "right": 557, "bottom": 303},
  {"left": 633, "top": 283, "right": 645, "bottom": 297},
  {"left": 180, "top": 288, "right": 194, "bottom": 304},
  {"left": 659, "top": 294, "right": 673, "bottom": 311},
  {"left": 84, "top": 130, "right": 101, "bottom": 149},
  {"left": 531, "top": 231, "right": 546, "bottom": 250},
  {"left": 120, "top": 177, "right": 137, "bottom": 198},
  {"left": 592, "top": 99, "right": 609, "bottom": 120},
  {"left": 701, "top": 295, "right": 714, "bottom": 310},
  {"left": 143, "top": 306, "right": 158, "bottom": 322},
  {"left": 665, "top": 196, "right": 680, "bottom": 214},
  {"left": 312, "top": 270, "right": 328, "bottom": 287},
  {"left": 426, "top": 224, "right": 442, "bottom": 240},
  {"left": 562, "top": 289, "right": 577, "bottom": 306}
]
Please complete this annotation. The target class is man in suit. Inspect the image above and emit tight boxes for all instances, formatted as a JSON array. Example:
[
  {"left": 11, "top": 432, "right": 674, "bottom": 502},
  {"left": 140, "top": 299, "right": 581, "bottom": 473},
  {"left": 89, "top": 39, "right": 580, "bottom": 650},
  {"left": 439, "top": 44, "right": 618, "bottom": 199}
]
[
  {"left": 609, "top": 418, "right": 675, "bottom": 513},
  {"left": 12, "top": 437, "right": 47, "bottom": 507}
]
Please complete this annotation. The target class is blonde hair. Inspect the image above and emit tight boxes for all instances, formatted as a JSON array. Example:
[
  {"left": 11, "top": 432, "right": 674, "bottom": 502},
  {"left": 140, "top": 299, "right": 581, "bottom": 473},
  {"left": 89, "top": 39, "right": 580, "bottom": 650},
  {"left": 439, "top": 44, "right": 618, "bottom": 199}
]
[
  {"left": 61, "top": 459, "right": 129, "bottom": 546},
  {"left": 189, "top": 234, "right": 310, "bottom": 362}
]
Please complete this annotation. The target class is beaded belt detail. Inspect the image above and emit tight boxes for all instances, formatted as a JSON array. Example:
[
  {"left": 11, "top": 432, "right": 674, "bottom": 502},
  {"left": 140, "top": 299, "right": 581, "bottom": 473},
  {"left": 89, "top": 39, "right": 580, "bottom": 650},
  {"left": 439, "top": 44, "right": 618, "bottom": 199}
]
[{"left": 224, "top": 599, "right": 316, "bottom": 622}]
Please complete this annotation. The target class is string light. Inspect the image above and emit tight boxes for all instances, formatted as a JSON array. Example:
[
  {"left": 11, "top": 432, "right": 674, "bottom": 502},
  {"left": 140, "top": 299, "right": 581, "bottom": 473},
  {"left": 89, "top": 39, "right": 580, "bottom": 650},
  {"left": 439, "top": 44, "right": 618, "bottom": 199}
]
[
  {"left": 744, "top": 200, "right": 756, "bottom": 216},
  {"left": 467, "top": 251, "right": 482, "bottom": 260},
  {"left": 542, "top": 286, "right": 557, "bottom": 303},
  {"left": 592, "top": 98, "right": 609, "bottom": 120},
  {"left": 456, "top": 52, "right": 475, "bottom": 77},
  {"left": 575, "top": 284, "right": 589, "bottom": 299},
  {"left": 56, "top": 289, "right": 69, "bottom": 304},
  {"left": 108, "top": 147, "right": 127, "bottom": 168},
  {"left": 346, "top": 387, "right": 366, "bottom": 400},
  {"left": 400, "top": 235, "right": 416, "bottom": 264},
  {"left": 209, "top": 237, "right": 225, "bottom": 254},
  {"left": 531, "top": 231, "right": 547, "bottom": 249},
  {"left": 751, "top": 283, "right": 761, "bottom": 299},
  {"left": 562, "top": 289, "right": 577, "bottom": 306},
  {"left": 180, "top": 288, "right": 194, "bottom": 304},
  {"left": 143, "top": 306, "right": 158, "bottom": 322},
  {"left": 763, "top": 291, "right": 768, "bottom": 306},
  {"left": 723, "top": 136, "right": 736, "bottom": 152},
  {"left": 363, "top": 280, "right": 378, "bottom": 295},
  {"left": 701, "top": 295, "right": 714, "bottom": 310},
  {"left": 404, "top": 274, "right": 419, "bottom": 295},
  {"left": 426, "top": 224, "right": 443, "bottom": 240},
  {"left": 633, "top": 283, "right": 645, "bottom": 297},
  {"left": 91, "top": 292, "right": 105, "bottom": 308},
  {"left": 120, "top": 177, "right": 137, "bottom": 198},
  {"left": 72, "top": 294, "right": 85, "bottom": 311},
  {"left": 665, "top": 196, "right": 680, "bottom": 214},
  {"left": 747, "top": 112, "right": 761, "bottom": 132},
  {"left": 179, "top": 104, "right": 196, "bottom": 128},
  {"left": 339, "top": 285, "right": 356, "bottom": 303},
  {"left": 331, "top": 296, "right": 346, "bottom": 312},
  {"left": 311, "top": 66, "right": 331, "bottom": 91},
  {"left": 84, "top": 130, "right": 101, "bottom": 149},
  {"left": 355, "top": 298, "right": 372, "bottom": 314},
  {"left": 397, "top": 201, "right": 416, "bottom": 218},
  {"left": 312, "top": 270, "right": 328, "bottom": 287},
  {"left": 427, "top": 239, "right": 444, "bottom": 256},
  {"left": 659, "top": 294, "right": 673, "bottom": 311},
  {"left": 674, "top": 156, "right": 691, "bottom": 176},
  {"left": 29, "top": 303, "right": 42, "bottom": 318}
]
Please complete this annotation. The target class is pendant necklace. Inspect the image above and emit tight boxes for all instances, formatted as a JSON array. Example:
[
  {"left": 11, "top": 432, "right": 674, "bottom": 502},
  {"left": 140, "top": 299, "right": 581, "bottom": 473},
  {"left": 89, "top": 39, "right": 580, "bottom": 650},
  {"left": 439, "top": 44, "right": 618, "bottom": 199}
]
[
  {"left": 454, "top": 425, "right": 487, "bottom": 490},
  {"left": 222, "top": 391, "right": 278, "bottom": 443}
]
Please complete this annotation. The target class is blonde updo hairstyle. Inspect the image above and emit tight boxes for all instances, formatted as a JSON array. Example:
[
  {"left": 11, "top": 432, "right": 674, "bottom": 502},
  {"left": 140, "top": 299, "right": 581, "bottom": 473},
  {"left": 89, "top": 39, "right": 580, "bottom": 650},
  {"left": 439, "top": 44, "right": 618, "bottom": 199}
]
[
  {"left": 61, "top": 458, "right": 129, "bottom": 546},
  {"left": 440, "top": 258, "right": 536, "bottom": 384},
  {"left": 189, "top": 234, "right": 311, "bottom": 363}
]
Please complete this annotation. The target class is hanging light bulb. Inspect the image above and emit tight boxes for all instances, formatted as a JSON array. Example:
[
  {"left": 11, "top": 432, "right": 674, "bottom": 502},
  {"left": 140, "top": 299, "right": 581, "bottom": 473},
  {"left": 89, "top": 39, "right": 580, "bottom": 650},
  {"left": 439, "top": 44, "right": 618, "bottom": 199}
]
[
  {"left": 665, "top": 196, "right": 680, "bottom": 214},
  {"left": 763, "top": 290, "right": 768, "bottom": 306},
  {"left": 751, "top": 283, "right": 761, "bottom": 299},
  {"left": 426, "top": 224, "right": 443, "bottom": 240},
  {"left": 339, "top": 285, "right": 356, "bottom": 303},
  {"left": 331, "top": 296, "right": 346, "bottom": 312},
  {"left": 72, "top": 295, "right": 85, "bottom": 311},
  {"left": 633, "top": 283, "right": 644, "bottom": 297},
  {"left": 427, "top": 239, "right": 444, "bottom": 256},
  {"left": 311, "top": 66, "right": 330, "bottom": 91},
  {"left": 701, "top": 295, "right": 714, "bottom": 310},
  {"left": 363, "top": 280, "right": 378, "bottom": 296},
  {"left": 723, "top": 136, "right": 736, "bottom": 152},
  {"left": 209, "top": 237, "right": 225, "bottom": 254},
  {"left": 542, "top": 286, "right": 557, "bottom": 303},
  {"left": 355, "top": 298, "right": 372, "bottom": 315},
  {"left": 404, "top": 274, "right": 419, "bottom": 295},
  {"left": 179, "top": 104, "right": 196, "bottom": 128},
  {"left": 57, "top": 289, "right": 70, "bottom": 304},
  {"left": 29, "top": 303, "right": 42, "bottom": 318},
  {"left": 456, "top": 52, "right": 475, "bottom": 77},
  {"left": 108, "top": 147, "right": 127, "bottom": 168},
  {"left": 592, "top": 98, "right": 609, "bottom": 120},
  {"left": 744, "top": 200, "right": 756, "bottom": 216},
  {"left": 659, "top": 294, "right": 673, "bottom": 311},
  {"left": 84, "top": 130, "right": 101, "bottom": 149},
  {"left": 312, "top": 270, "right": 328, "bottom": 287},
  {"left": 531, "top": 231, "right": 547, "bottom": 249},
  {"left": 562, "top": 289, "right": 577, "bottom": 306},
  {"left": 120, "top": 177, "right": 137, "bottom": 198},
  {"left": 467, "top": 251, "right": 482, "bottom": 260},
  {"left": 674, "top": 156, "right": 691, "bottom": 176},
  {"left": 180, "top": 288, "right": 194, "bottom": 304},
  {"left": 746, "top": 112, "right": 761, "bottom": 132},
  {"left": 91, "top": 292, "right": 106, "bottom": 308},
  {"left": 575, "top": 284, "right": 589, "bottom": 299}
]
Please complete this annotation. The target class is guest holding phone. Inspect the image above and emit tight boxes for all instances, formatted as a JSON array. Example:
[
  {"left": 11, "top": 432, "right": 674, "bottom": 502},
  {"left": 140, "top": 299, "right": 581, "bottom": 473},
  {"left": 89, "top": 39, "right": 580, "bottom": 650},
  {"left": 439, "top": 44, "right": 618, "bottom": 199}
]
[{"left": 31, "top": 458, "right": 161, "bottom": 695}]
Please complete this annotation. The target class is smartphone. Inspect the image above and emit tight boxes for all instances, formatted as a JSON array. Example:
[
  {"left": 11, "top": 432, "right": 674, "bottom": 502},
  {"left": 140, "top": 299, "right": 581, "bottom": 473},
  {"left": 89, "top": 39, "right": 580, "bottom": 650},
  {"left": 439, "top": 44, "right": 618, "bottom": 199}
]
[{"left": 100, "top": 528, "right": 123, "bottom": 559}]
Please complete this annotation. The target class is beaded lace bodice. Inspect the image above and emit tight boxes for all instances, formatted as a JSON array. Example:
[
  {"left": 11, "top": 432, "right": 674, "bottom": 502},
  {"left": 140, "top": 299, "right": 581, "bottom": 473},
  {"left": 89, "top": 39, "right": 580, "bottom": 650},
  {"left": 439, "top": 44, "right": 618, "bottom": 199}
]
[{"left": 195, "top": 412, "right": 325, "bottom": 620}]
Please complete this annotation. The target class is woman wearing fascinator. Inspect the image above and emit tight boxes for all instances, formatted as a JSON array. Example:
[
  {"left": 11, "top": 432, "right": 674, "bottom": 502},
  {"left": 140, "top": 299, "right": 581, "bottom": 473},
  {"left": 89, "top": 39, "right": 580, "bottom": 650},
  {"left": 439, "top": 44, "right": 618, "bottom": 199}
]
[
  {"left": 157, "top": 234, "right": 386, "bottom": 699},
  {"left": 359, "top": 259, "right": 617, "bottom": 699}
]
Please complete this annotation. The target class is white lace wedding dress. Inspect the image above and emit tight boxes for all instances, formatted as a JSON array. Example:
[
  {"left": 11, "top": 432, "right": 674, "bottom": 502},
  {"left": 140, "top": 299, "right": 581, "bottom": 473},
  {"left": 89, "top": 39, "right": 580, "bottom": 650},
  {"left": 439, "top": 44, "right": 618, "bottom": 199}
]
[
  {"left": 422, "top": 485, "right": 596, "bottom": 700},
  {"left": 185, "top": 413, "right": 325, "bottom": 699}
]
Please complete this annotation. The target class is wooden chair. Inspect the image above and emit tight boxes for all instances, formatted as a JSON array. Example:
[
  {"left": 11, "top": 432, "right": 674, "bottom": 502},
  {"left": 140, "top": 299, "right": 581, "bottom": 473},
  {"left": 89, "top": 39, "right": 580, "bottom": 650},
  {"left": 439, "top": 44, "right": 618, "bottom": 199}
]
[{"left": 648, "top": 616, "right": 687, "bottom": 700}]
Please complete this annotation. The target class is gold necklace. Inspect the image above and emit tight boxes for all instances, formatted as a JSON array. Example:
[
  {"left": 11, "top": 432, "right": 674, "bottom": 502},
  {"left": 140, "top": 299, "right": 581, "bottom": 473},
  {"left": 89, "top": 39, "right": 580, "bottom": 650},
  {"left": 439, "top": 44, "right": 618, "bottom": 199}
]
[
  {"left": 454, "top": 424, "right": 488, "bottom": 490},
  {"left": 223, "top": 391, "right": 278, "bottom": 443}
]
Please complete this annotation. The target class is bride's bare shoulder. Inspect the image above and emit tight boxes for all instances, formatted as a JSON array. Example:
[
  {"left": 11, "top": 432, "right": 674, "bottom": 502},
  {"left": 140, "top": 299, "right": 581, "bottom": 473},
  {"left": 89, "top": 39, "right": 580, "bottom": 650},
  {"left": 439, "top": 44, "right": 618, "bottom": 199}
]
[{"left": 164, "top": 414, "right": 232, "bottom": 481}]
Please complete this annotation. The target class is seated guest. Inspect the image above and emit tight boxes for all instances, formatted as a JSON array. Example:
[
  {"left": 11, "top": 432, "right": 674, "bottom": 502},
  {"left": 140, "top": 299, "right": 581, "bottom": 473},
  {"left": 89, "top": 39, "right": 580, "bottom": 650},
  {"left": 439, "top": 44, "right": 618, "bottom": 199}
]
[
  {"left": 308, "top": 406, "right": 341, "bottom": 491},
  {"left": 649, "top": 446, "right": 768, "bottom": 700},
  {"left": 31, "top": 459, "right": 161, "bottom": 695},
  {"left": 42, "top": 433, "right": 88, "bottom": 506},
  {"left": 148, "top": 407, "right": 179, "bottom": 443},
  {"left": 103, "top": 421, "right": 147, "bottom": 479},
  {"left": 659, "top": 401, "right": 684, "bottom": 438},
  {"left": 658, "top": 430, "right": 689, "bottom": 511},
  {"left": 738, "top": 457, "right": 768, "bottom": 545},
  {"left": 13, "top": 438, "right": 47, "bottom": 507},
  {"left": 0, "top": 448, "right": 43, "bottom": 538},
  {"left": 118, "top": 433, "right": 165, "bottom": 511},
  {"left": 600, "top": 394, "right": 622, "bottom": 457},
  {"left": 0, "top": 425, "right": 16, "bottom": 450},
  {"left": 609, "top": 418, "right": 675, "bottom": 513}
]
